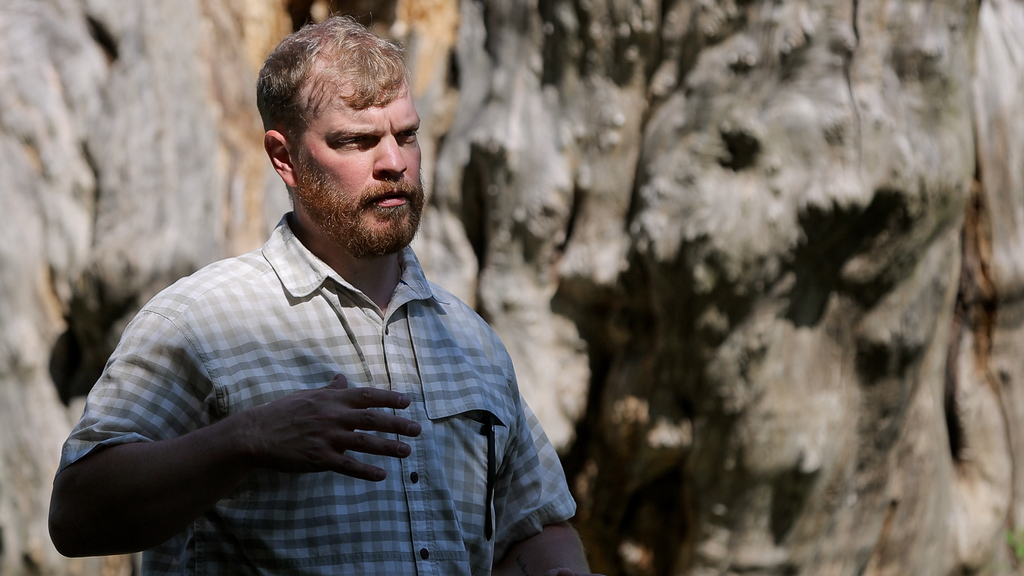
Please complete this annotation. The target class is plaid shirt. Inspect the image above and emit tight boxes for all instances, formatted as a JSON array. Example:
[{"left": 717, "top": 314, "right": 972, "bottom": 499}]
[{"left": 58, "top": 217, "right": 576, "bottom": 575}]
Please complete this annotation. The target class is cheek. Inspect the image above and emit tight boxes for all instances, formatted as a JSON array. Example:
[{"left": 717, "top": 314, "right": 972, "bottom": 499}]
[
  {"left": 405, "top": 149, "right": 422, "bottom": 177},
  {"left": 321, "top": 158, "right": 370, "bottom": 190}
]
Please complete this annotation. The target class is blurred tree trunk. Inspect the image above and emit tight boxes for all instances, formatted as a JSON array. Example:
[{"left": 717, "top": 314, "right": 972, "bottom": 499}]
[
  {"left": 4, "top": 1, "right": 1024, "bottom": 575},
  {"left": 0, "top": 0, "right": 288, "bottom": 573}
]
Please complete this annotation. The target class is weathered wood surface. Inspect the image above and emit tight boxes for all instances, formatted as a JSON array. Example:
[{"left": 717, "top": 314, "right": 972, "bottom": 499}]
[{"left": 3, "top": 0, "right": 1023, "bottom": 574}]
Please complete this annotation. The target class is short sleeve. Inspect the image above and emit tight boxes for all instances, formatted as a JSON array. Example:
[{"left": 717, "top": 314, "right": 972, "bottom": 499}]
[
  {"left": 57, "top": 309, "right": 219, "bottom": 474},
  {"left": 491, "top": 389, "right": 577, "bottom": 562}
]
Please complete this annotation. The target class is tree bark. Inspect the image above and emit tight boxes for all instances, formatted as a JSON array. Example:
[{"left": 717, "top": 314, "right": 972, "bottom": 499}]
[{"left": 3, "top": 0, "right": 1023, "bottom": 575}]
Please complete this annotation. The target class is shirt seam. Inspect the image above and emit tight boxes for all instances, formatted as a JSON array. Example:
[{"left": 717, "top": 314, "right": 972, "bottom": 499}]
[{"left": 136, "top": 309, "right": 219, "bottom": 414}]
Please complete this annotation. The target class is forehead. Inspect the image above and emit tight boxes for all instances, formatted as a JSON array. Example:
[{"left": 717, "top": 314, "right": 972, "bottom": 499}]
[{"left": 305, "top": 89, "right": 419, "bottom": 133}]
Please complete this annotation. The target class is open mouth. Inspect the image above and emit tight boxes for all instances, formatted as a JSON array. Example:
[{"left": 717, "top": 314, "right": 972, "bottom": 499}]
[
  {"left": 363, "top": 184, "right": 412, "bottom": 209},
  {"left": 371, "top": 194, "right": 408, "bottom": 208},
  {"left": 360, "top": 178, "right": 421, "bottom": 213}
]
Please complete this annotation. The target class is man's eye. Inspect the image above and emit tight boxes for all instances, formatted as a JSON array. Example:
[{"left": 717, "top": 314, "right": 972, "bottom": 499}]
[
  {"left": 332, "top": 136, "right": 373, "bottom": 149},
  {"left": 398, "top": 131, "right": 418, "bottom": 144}
]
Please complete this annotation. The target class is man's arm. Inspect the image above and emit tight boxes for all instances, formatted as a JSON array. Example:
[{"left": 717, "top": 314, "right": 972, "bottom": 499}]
[
  {"left": 492, "top": 521, "right": 600, "bottom": 576},
  {"left": 49, "top": 374, "right": 421, "bottom": 557}
]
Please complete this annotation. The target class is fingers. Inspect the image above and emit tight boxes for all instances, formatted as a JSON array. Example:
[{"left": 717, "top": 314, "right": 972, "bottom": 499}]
[
  {"left": 245, "top": 376, "right": 424, "bottom": 476},
  {"left": 332, "top": 454, "right": 391, "bottom": 482},
  {"left": 335, "top": 429, "right": 412, "bottom": 459},
  {"left": 322, "top": 430, "right": 413, "bottom": 482},
  {"left": 338, "top": 384, "right": 412, "bottom": 411},
  {"left": 339, "top": 404, "right": 421, "bottom": 437},
  {"left": 324, "top": 374, "right": 412, "bottom": 411},
  {"left": 321, "top": 375, "right": 419, "bottom": 434}
]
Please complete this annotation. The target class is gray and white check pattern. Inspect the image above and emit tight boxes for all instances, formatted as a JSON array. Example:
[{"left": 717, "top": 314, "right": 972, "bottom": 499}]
[{"left": 59, "top": 216, "right": 576, "bottom": 575}]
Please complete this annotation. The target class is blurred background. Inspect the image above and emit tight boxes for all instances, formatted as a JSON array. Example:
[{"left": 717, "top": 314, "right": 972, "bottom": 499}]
[{"left": 2, "top": 0, "right": 1024, "bottom": 574}]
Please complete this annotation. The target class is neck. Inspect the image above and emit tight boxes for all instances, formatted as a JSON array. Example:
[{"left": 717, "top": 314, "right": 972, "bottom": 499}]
[{"left": 288, "top": 212, "right": 402, "bottom": 311}]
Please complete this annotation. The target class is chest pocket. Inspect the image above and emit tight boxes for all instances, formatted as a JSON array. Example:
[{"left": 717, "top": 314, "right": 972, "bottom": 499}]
[
  {"left": 409, "top": 300, "right": 518, "bottom": 567},
  {"left": 423, "top": 386, "right": 511, "bottom": 543}
]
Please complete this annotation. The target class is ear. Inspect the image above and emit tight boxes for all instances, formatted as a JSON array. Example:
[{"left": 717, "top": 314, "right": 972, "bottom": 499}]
[{"left": 265, "top": 129, "right": 299, "bottom": 188}]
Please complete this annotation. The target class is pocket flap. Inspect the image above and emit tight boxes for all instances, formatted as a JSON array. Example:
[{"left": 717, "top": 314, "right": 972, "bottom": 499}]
[{"left": 408, "top": 301, "right": 516, "bottom": 425}]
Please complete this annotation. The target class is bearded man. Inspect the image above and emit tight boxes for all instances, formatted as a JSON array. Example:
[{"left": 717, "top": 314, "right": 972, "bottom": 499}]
[{"left": 49, "top": 15, "right": 595, "bottom": 576}]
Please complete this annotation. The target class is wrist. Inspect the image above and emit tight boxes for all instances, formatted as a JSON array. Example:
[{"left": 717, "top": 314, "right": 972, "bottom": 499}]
[{"left": 215, "top": 408, "right": 265, "bottom": 471}]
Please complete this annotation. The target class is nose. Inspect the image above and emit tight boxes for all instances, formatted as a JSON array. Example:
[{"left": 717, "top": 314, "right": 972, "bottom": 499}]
[{"left": 374, "top": 135, "right": 408, "bottom": 181}]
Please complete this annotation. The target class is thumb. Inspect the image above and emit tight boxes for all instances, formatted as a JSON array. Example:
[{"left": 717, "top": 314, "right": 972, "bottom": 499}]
[{"left": 325, "top": 373, "right": 349, "bottom": 390}]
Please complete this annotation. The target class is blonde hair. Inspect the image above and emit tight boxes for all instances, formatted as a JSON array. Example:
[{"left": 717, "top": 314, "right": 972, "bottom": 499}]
[{"left": 256, "top": 15, "right": 409, "bottom": 137}]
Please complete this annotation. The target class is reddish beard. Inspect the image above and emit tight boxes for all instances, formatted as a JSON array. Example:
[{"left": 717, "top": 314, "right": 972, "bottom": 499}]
[{"left": 294, "top": 156, "right": 425, "bottom": 259}]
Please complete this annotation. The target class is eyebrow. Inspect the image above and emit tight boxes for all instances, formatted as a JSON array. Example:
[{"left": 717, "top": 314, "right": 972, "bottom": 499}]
[
  {"left": 324, "top": 120, "right": 419, "bottom": 141},
  {"left": 324, "top": 129, "right": 369, "bottom": 141},
  {"left": 395, "top": 119, "right": 421, "bottom": 133}
]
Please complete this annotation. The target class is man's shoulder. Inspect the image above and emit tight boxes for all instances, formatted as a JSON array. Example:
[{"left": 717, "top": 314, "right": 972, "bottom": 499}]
[{"left": 141, "top": 249, "right": 276, "bottom": 321}]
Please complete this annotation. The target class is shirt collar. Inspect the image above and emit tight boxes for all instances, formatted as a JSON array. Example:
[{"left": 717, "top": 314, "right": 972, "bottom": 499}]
[
  {"left": 262, "top": 214, "right": 441, "bottom": 305},
  {"left": 394, "top": 245, "right": 439, "bottom": 304}
]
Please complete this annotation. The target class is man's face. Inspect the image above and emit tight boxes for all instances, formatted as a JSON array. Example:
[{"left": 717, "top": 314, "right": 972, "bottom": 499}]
[{"left": 292, "top": 88, "right": 424, "bottom": 259}]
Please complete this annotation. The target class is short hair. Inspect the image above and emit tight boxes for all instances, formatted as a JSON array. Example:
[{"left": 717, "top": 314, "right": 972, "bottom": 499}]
[{"left": 256, "top": 15, "right": 409, "bottom": 138}]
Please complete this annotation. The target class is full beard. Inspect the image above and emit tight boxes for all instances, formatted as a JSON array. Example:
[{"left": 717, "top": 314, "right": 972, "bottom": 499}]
[{"left": 294, "top": 157, "right": 425, "bottom": 259}]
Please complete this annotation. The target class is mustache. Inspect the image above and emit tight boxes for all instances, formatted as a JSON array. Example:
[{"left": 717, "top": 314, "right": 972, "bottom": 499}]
[{"left": 358, "top": 179, "right": 422, "bottom": 207}]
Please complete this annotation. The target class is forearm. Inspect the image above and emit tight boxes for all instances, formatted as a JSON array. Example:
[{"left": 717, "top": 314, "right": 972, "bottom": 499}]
[
  {"left": 49, "top": 413, "right": 256, "bottom": 557},
  {"left": 493, "top": 522, "right": 591, "bottom": 576},
  {"left": 49, "top": 376, "right": 420, "bottom": 557}
]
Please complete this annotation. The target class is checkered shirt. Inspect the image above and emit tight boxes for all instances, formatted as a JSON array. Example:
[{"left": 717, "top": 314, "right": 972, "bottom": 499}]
[{"left": 58, "top": 216, "right": 577, "bottom": 575}]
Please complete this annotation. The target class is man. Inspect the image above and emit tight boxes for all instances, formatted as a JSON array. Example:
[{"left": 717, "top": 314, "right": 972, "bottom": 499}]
[{"left": 49, "top": 15, "right": 596, "bottom": 576}]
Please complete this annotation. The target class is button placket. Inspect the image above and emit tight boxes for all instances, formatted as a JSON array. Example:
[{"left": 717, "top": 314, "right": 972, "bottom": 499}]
[{"left": 387, "top": 312, "right": 433, "bottom": 570}]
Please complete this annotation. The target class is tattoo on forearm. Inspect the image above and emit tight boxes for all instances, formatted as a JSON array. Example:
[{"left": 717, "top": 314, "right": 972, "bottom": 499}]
[{"left": 515, "top": 555, "right": 535, "bottom": 576}]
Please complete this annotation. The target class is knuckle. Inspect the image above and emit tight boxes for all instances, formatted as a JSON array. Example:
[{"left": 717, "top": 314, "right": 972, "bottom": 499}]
[
  {"left": 337, "top": 430, "right": 359, "bottom": 449},
  {"left": 359, "top": 411, "right": 378, "bottom": 428},
  {"left": 349, "top": 433, "right": 371, "bottom": 451},
  {"left": 336, "top": 457, "right": 358, "bottom": 475}
]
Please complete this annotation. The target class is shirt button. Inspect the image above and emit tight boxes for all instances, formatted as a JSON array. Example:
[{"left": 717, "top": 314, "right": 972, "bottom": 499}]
[
  {"left": 420, "top": 548, "right": 429, "bottom": 560},
  {"left": 410, "top": 472, "right": 419, "bottom": 483}
]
